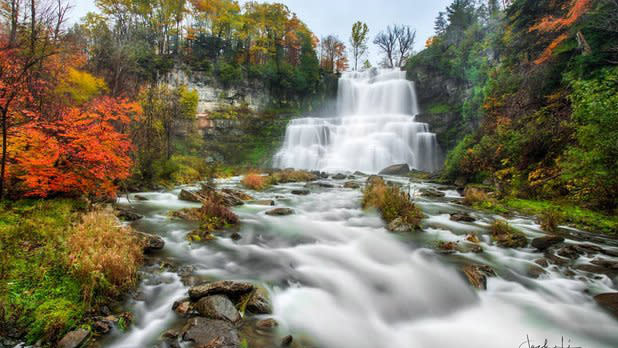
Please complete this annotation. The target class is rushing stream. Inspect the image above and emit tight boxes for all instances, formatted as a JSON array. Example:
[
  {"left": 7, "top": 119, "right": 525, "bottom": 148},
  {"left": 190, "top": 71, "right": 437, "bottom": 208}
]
[{"left": 105, "top": 176, "right": 618, "bottom": 348}]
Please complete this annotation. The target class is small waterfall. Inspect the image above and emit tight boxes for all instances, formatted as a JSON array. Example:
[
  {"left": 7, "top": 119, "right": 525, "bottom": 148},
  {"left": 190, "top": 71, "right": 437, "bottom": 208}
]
[{"left": 274, "top": 69, "right": 442, "bottom": 173}]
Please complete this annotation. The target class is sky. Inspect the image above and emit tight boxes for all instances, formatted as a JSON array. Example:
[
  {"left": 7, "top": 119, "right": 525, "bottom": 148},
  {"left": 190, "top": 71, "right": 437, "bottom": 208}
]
[{"left": 69, "top": 0, "right": 452, "bottom": 65}]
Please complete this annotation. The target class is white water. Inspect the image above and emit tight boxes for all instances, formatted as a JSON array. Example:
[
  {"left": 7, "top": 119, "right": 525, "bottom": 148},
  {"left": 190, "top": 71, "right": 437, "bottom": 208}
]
[
  {"left": 106, "top": 178, "right": 618, "bottom": 348},
  {"left": 274, "top": 69, "right": 442, "bottom": 173}
]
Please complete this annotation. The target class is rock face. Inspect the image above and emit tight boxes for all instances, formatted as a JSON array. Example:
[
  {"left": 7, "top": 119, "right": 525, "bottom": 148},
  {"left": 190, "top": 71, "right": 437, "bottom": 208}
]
[
  {"left": 462, "top": 264, "right": 496, "bottom": 290},
  {"left": 181, "top": 317, "right": 240, "bottom": 348},
  {"left": 378, "top": 164, "right": 410, "bottom": 176},
  {"left": 265, "top": 208, "right": 294, "bottom": 216},
  {"left": 195, "top": 295, "right": 241, "bottom": 323},
  {"left": 136, "top": 231, "right": 165, "bottom": 252},
  {"left": 57, "top": 329, "right": 89, "bottom": 348},
  {"left": 531, "top": 235, "right": 565, "bottom": 251},
  {"left": 189, "top": 281, "right": 255, "bottom": 301},
  {"left": 594, "top": 293, "right": 618, "bottom": 318},
  {"left": 179, "top": 189, "right": 203, "bottom": 202}
]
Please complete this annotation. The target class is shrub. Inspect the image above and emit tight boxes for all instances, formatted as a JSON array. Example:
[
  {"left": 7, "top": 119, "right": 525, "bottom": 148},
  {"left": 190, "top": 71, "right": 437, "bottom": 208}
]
[
  {"left": 68, "top": 210, "right": 143, "bottom": 303},
  {"left": 362, "top": 178, "right": 424, "bottom": 228},
  {"left": 241, "top": 173, "right": 269, "bottom": 191},
  {"left": 462, "top": 187, "right": 491, "bottom": 206},
  {"left": 490, "top": 220, "right": 528, "bottom": 248},
  {"left": 538, "top": 209, "right": 563, "bottom": 233}
]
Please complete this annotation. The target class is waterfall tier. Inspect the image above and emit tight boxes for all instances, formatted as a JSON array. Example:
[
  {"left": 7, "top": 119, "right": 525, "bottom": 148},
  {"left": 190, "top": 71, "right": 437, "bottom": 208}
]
[{"left": 274, "top": 69, "right": 442, "bottom": 173}]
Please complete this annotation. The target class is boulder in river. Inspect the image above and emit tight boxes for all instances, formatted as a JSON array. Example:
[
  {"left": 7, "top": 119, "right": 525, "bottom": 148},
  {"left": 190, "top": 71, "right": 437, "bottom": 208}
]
[
  {"left": 331, "top": 173, "right": 347, "bottom": 180},
  {"left": 195, "top": 295, "right": 241, "bottom": 323},
  {"left": 136, "top": 231, "right": 165, "bottom": 252},
  {"left": 181, "top": 317, "right": 240, "bottom": 348},
  {"left": 387, "top": 217, "right": 417, "bottom": 233},
  {"left": 248, "top": 200, "right": 275, "bottom": 206},
  {"left": 256, "top": 318, "right": 278, "bottom": 330},
  {"left": 115, "top": 207, "right": 143, "bottom": 221},
  {"left": 343, "top": 181, "right": 361, "bottom": 189},
  {"left": 450, "top": 213, "right": 475, "bottom": 222},
  {"left": 531, "top": 235, "right": 565, "bottom": 251},
  {"left": 378, "top": 164, "right": 410, "bottom": 176},
  {"left": 247, "top": 287, "right": 272, "bottom": 314},
  {"left": 189, "top": 280, "right": 255, "bottom": 301},
  {"left": 265, "top": 208, "right": 294, "bottom": 216},
  {"left": 173, "top": 299, "right": 193, "bottom": 317},
  {"left": 178, "top": 189, "right": 203, "bottom": 202},
  {"left": 134, "top": 194, "right": 149, "bottom": 201},
  {"left": 419, "top": 188, "right": 446, "bottom": 198},
  {"left": 291, "top": 189, "right": 310, "bottom": 196},
  {"left": 57, "top": 329, "right": 89, "bottom": 348},
  {"left": 462, "top": 264, "right": 496, "bottom": 290},
  {"left": 594, "top": 293, "right": 618, "bottom": 318}
]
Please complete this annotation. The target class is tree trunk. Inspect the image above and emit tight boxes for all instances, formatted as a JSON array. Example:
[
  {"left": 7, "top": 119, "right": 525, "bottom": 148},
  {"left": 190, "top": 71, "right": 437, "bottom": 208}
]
[{"left": 0, "top": 108, "right": 8, "bottom": 200}]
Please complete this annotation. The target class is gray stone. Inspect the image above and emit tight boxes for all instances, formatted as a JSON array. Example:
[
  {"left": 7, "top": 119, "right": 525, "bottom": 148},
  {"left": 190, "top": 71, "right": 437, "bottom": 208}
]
[
  {"left": 189, "top": 281, "right": 255, "bottom": 301},
  {"left": 181, "top": 318, "right": 240, "bottom": 348},
  {"left": 378, "top": 164, "right": 410, "bottom": 176},
  {"left": 291, "top": 190, "right": 310, "bottom": 196},
  {"left": 57, "top": 329, "right": 89, "bottom": 348},
  {"left": 247, "top": 287, "right": 272, "bottom": 314},
  {"left": 178, "top": 189, "right": 203, "bottom": 202},
  {"left": 331, "top": 173, "right": 347, "bottom": 180},
  {"left": 136, "top": 231, "right": 165, "bottom": 252},
  {"left": 265, "top": 208, "right": 294, "bottom": 216},
  {"left": 343, "top": 181, "right": 361, "bottom": 189},
  {"left": 195, "top": 295, "right": 241, "bottom": 323},
  {"left": 450, "top": 213, "right": 475, "bottom": 222},
  {"left": 594, "top": 293, "right": 618, "bottom": 318},
  {"left": 115, "top": 207, "right": 142, "bottom": 221},
  {"left": 531, "top": 236, "right": 565, "bottom": 251},
  {"left": 387, "top": 217, "right": 416, "bottom": 233}
]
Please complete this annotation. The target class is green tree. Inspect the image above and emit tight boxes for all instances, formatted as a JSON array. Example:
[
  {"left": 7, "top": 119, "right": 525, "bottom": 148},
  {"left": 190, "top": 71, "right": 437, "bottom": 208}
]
[{"left": 350, "top": 21, "right": 369, "bottom": 71}]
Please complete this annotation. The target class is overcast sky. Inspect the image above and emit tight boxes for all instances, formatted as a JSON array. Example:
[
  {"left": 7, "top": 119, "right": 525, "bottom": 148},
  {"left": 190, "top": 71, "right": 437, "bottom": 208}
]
[{"left": 70, "top": 0, "right": 452, "bottom": 65}]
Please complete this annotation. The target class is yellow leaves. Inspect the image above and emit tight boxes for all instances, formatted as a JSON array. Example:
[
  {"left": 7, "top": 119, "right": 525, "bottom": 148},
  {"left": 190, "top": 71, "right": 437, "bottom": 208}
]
[{"left": 55, "top": 68, "right": 108, "bottom": 105}]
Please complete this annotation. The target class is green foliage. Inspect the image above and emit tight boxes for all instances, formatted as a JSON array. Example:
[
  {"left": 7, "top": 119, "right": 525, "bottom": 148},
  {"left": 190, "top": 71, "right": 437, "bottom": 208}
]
[
  {"left": 560, "top": 67, "right": 618, "bottom": 210},
  {"left": 443, "top": 135, "right": 474, "bottom": 180},
  {"left": 0, "top": 200, "right": 87, "bottom": 343}
]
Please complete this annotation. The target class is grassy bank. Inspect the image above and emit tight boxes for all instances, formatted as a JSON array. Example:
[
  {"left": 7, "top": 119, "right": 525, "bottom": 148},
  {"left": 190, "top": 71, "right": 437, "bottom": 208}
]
[{"left": 0, "top": 199, "right": 143, "bottom": 344}]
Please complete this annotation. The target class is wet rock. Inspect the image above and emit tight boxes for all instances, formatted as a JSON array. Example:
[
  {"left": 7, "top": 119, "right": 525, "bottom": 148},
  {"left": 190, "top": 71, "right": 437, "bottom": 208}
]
[
  {"left": 170, "top": 208, "right": 202, "bottom": 221},
  {"left": 265, "top": 208, "right": 294, "bottom": 216},
  {"left": 591, "top": 258, "right": 618, "bottom": 270},
  {"left": 93, "top": 319, "right": 112, "bottom": 334},
  {"left": 378, "top": 164, "right": 410, "bottom": 176},
  {"left": 162, "top": 329, "right": 179, "bottom": 339},
  {"left": 134, "top": 194, "right": 149, "bottom": 201},
  {"left": 230, "top": 232, "right": 242, "bottom": 241},
  {"left": 136, "top": 231, "right": 165, "bottom": 252},
  {"left": 465, "top": 233, "right": 480, "bottom": 244},
  {"left": 557, "top": 245, "right": 585, "bottom": 259},
  {"left": 454, "top": 177, "right": 467, "bottom": 188},
  {"left": 531, "top": 235, "right": 565, "bottom": 251},
  {"left": 281, "top": 335, "right": 293, "bottom": 347},
  {"left": 534, "top": 258, "right": 549, "bottom": 267},
  {"left": 248, "top": 200, "right": 275, "bottom": 206},
  {"left": 491, "top": 224, "right": 528, "bottom": 248},
  {"left": 291, "top": 190, "right": 310, "bottom": 196},
  {"left": 594, "top": 293, "right": 618, "bottom": 318},
  {"left": 115, "top": 207, "right": 143, "bottom": 221},
  {"left": 465, "top": 244, "right": 484, "bottom": 254},
  {"left": 195, "top": 295, "right": 241, "bottom": 323},
  {"left": 57, "top": 329, "right": 90, "bottom": 348},
  {"left": 189, "top": 281, "right": 255, "bottom": 301},
  {"left": 353, "top": 171, "right": 366, "bottom": 176},
  {"left": 544, "top": 251, "right": 570, "bottom": 266},
  {"left": 179, "top": 189, "right": 203, "bottom": 202},
  {"left": 450, "top": 213, "right": 475, "bottom": 223},
  {"left": 331, "top": 173, "right": 347, "bottom": 180},
  {"left": 247, "top": 287, "right": 272, "bottom": 314},
  {"left": 219, "top": 189, "right": 253, "bottom": 206},
  {"left": 173, "top": 300, "right": 193, "bottom": 317},
  {"left": 343, "top": 181, "right": 361, "bottom": 189},
  {"left": 419, "top": 188, "right": 445, "bottom": 198},
  {"left": 256, "top": 318, "right": 278, "bottom": 330},
  {"left": 528, "top": 265, "right": 547, "bottom": 279},
  {"left": 462, "top": 264, "right": 496, "bottom": 290},
  {"left": 387, "top": 217, "right": 416, "bottom": 233},
  {"left": 181, "top": 318, "right": 240, "bottom": 348}
]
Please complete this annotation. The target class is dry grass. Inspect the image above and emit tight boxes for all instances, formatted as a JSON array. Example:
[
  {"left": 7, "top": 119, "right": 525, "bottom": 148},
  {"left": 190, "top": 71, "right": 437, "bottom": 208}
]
[
  {"left": 362, "top": 178, "right": 423, "bottom": 228},
  {"left": 538, "top": 209, "right": 563, "bottom": 232},
  {"left": 462, "top": 187, "right": 491, "bottom": 206},
  {"left": 67, "top": 210, "right": 143, "bottom": 303},
  {"left": 490, "top": 220, "right": 528, "bottom": 248},
  {"left": 241, "top": 173, "right": 270, "bottom": 191}
]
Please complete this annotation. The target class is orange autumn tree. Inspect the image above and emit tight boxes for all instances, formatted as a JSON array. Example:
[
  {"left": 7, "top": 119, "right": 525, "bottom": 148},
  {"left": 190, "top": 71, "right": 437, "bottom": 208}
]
[
  {"left": 12, "top": 96, "right": 140, "bottom": 198},
  {"left": 529, "top": 0, "right": 593, "bottom": 64}
]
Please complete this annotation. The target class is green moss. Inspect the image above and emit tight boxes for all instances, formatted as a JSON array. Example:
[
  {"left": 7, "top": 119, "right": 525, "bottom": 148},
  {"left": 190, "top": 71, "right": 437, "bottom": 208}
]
[
  {"left": 427, "top": 103, "right": 452, "bottom": 114},
  {"left": 0, "top": 199, "right": 87, "bottom": 343}
]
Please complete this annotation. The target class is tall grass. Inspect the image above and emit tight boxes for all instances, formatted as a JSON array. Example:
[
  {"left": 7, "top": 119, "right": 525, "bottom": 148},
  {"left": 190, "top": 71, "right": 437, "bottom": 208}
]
[
  {"left": 68, "top": 210, "right": 143, "bottom": 303},
  {"left": 362, "top": 178, "right": 423, "bottom": 228},
  {"left": 241, "top": 173, "right": 270, "bottom": 191}
]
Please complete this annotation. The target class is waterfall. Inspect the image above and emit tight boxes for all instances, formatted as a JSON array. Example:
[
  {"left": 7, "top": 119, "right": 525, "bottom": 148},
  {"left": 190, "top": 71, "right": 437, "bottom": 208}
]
[{"left": 273, "top": 69, "right": 442, "bottom": 173}]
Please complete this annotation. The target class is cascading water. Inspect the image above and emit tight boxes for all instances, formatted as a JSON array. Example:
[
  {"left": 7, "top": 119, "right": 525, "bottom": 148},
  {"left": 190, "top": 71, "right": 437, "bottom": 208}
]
[{"left": 274, "top": 69, "right": 442, "bottom": 173}]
